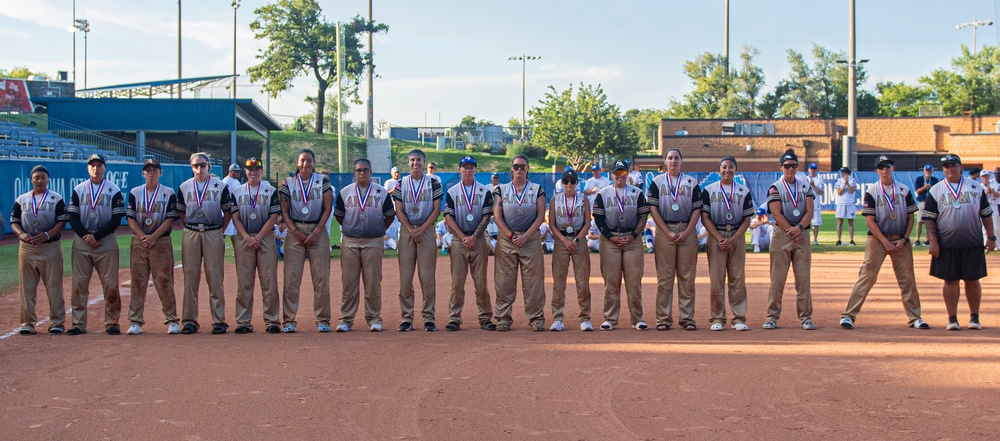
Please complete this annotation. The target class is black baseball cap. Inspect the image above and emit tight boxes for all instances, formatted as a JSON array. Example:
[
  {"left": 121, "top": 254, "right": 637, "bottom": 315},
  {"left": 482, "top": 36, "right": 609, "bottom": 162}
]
[
  {"left": 143, "top": 158, "right": 162, "bottom": 170},
  {"left": 839, "top": 166, "right": 852, "bottom": 174},
  {"left": 87, "top": 153, "right": 107, "bottom": 165},
  {"left": 561, "top": 169, "right": 579, "bottom": 182},
  {"left": 874, "top": 155, "right": 893, "bottom": 168},
  {"left": 941, "top": 154, "right": 962, "bottom": 166},
  {"left": 780, "top": 151, "right": 798, "bottom": 164},
  {"left": 612, "top": 160, "right": 629, "bottom": 172},
  {"left": 245, "top": 157, "right": 263, "bottom": 169},
  {"left": 969, "top": 167, "right": 982, "bottom": 176}
]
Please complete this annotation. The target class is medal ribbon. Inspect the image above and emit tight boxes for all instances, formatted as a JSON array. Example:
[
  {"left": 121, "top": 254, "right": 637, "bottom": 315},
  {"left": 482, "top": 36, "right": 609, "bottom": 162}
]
[
  {"left": 563, "top": 193, "right": 577, "bottom": 226},
  {"left": 880, "top": 181, "right": 896, "bottom": 213},
  {"left": 356, "top": 183, "right": 372, "bottom": 213},
  {"left": 781, "top": 178, "right": 799, "bottom": 208},
  {"left": 614, "top": 187, "right": 626, "bottom": 215},
  {"left": 462, "top": 182, "right": 477, "bottom": 215},
  {"left": 89, "top": 180, "right": 106, "bottom": 211},
  {"left": 409, "top": 176, "right": 426, "bottom": 206},
  {"left": 194, "top": 179, "right": 209, "bottom": 208},
  {"left": 298, "top": 174, "right": 315, "bottom": 207},
  {"left": 946, "top": 177, "right": 963, "bottom": 205},
  {"left": 30, "top": 189, "right": 48, "bottom": 218},
  {"left": 720, "top": 182, "right": 735, "bottom": 212},
  {"left": 666, "top": 173, "right": 680, "bottom": 203},
  {"left": 144, "top": 184, "right": 159, "bottom": 217},
  {"left": 513, "top": 181, "right": 529, "bottom": 206},
  {"left": 247, "top": 183, "right": 261, "bottom": 212}
]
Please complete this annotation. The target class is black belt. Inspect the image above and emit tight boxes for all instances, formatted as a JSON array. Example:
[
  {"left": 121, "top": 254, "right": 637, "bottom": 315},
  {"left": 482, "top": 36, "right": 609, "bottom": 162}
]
[
  {"left": 185, "top": 223, "right": 221, "bottom": 232},
  {"left": 558, "top": 229, "right": 575, "bottom": 236},
  {"left": 461, "top": 230, "right": 476, "bottom": 237},
  {"left": 714, "top": 224, "right": 740, "bottom": 232},
  {"left": 665, "top": 221, "right": 687, "bottom": 226},
  {"left": 291, "top": 220, "right": 320, "bottom": 225}
]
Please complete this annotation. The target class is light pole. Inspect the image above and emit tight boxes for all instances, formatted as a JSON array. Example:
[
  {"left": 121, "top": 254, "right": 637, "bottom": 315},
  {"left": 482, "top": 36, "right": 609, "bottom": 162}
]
[
  {"left": 69, "top": 0, "right": 76, "bottom": 86},
  {"left": 232, "top": 0, "right": 240, "bottom": 99},
  {"left": 508, "top": 54, "right": 540, "bottom": 139},
  {"left": 956, "top": 19, "right": 993, "bottom": 55},
  {"left": 178, "top": 0, "right": 182, "bottom": 98},
  {"left": 73, "top": 19, "right": 90, "bottom": 89}
]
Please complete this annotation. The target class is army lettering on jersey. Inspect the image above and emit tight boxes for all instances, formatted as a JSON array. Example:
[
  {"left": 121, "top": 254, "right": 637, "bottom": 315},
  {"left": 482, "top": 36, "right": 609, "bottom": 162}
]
[
  {"left": 495, "top": 181, "right": 545, "bottom": 233},
  {"left": 393, "top": 175, "right": 443, "bottom": 226},
  {"left": 280, "top": 173, "right": 333, "bottom": 222},
  {"left": 593, "top": 184, "right": 649, "bottom": 236},
  {"left": 700, "top": 181, "right": 755, "bottom": 226},
  {"left": 861, "top": 181, "right": 917, "bottom": 237},
  {"left": 648, "top": 172, "right": 702, "bottom": 222},
  {"left": 767, "top": 176, "right": 815, "bottom": 225},
  {"left": 921, "top": 178, "right": 993, "bottom": 249},
  {"left": 230, "top": 181, "right": 280, "bottom": 234},
  {"left": 335, "top": 182, "right": 395, "bottom": 239},
  {"left": 127, "top": 184, "right": 179, "bottom": 236},
  {"left": 10, "top": 190, "right": 69, "bottom": 241},
  {"left": 67, "top": 179, "right": 126, "bottom": 238},
  {"left": 551, "top": 192, "right": 587, "bottom": 233},
  {"left": 177, "top": 177, "right": 232, "bottom": 226},
  {"left": 444, "top": 181, "right": 493, "bottom": 234}
]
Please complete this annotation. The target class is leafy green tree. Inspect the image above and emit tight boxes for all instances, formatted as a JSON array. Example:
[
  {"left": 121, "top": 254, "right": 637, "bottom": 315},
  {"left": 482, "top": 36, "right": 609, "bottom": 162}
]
[
  {"left": 248, "top": 0, "right": 387, "bottom": 133},
  {"left": 777, "top": 43, "right": 869, "bottom": 118},
  {"left": 876, "top": 81, "right": 934, "bottom": 116},
  {"left": 668, "top": 45, "right": 764, "bottom": 118},
  {"left": 529, "top": 83, "right": 637, "bottom": 171},
  {"left": 505, "top": 117, "right": 522, "bottom": 138},
  {"left": 0, "top": 66, "right": 50, "bottom": 79},
  {"left": 623, "top": 108, "right": 671, "bottom": 151},
  {"left": 917, "top": 45, "right": 1000, "bottom": 115}
]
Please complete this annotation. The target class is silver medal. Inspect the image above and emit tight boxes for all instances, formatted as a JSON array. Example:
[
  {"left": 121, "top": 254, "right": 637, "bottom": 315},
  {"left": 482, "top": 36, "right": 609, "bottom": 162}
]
[
  {"left": 566, "top": 226, "right": 574, "bottom": 234},
  {"left": 952, "top": 201, "right": 961, "bottom": 209},
  {"left": 618, "top": 215, "right": 626, "bottom": 223},
  {"left": 889, "top": 213, "right": 897, "bottom": 220},
  {"left": 466, "top": 213, "right": 475, "bottom": 222},
  {"left": 725, "top": 213, "right": 733, "bottom": 221},
  {"left": 359, "top": 213, "right": 367, "bottom": 221},
  {"left": 301, "top": 206, "right": 310, "bottom": 215},
  {"left": 194, "top": 209, "right": 204, "bottom": 218},
  {"left": 31, "top": 220, "right": 39, "bottom": 227},
  {"left": 249, "top": 212, "right": 258, "bottom": 220},
  {"left": 671, "top": 203, "right": 680, "bottom": 211},
  {"left": 89, "top": 212, "right": 97, "bottom": 219},
  {"left": 792, "top": 209, "right": 801, "bottom": 217},
  {"left": 411, "top": 206, "right": 420, "bottom": 214},
  {"left": 144, "top": 218, "right": 153, "bottom": 226},
  {"left": 516, "top": 209, "right": 524, "bottom": 215}
]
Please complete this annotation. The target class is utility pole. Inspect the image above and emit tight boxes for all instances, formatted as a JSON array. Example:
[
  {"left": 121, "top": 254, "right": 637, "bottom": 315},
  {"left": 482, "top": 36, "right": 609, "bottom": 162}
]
[
  {"left": 508, "top": 54, "right": 540, "bottom": 139},
  {"left": 366, "top": 0, "right": 374, "bottom": 139},
  {"left": 232, "top": 0, "right": 240, "bottom": 99},
  {"left": 336, "top": 22, "right": 345, "bottom": 172},
  {"left": 178, "top": 0, "right": 182, "bottom": 98},
  {"left": 956, "top": 19, "right": 993, "bottom": 115}
]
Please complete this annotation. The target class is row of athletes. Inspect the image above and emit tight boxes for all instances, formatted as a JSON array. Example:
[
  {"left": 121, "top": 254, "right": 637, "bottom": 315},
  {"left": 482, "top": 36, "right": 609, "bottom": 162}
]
[{"left": 11, "top": 148, "right": 996, "bottom": 336}]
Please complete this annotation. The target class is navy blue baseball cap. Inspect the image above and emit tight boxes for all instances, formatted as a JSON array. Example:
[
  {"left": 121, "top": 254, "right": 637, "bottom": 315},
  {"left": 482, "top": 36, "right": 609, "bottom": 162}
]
[
  {"left": 923, "top": 163, "right": 934, "bottom": 171},
  {"left": 756, "top": 207, "right": 767, "bottom": 215},
  {"left": 459, "top": 156, "right": 477, "bottom": 167}
]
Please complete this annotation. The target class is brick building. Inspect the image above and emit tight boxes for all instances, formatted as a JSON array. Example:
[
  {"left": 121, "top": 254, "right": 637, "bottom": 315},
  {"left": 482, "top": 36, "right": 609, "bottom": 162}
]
[{"left": 651, "top": 116, "right": 1000, "bottom": 172}]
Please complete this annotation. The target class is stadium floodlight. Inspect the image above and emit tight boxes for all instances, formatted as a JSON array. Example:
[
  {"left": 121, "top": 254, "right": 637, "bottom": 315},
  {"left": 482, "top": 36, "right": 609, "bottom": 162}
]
[
  {"left": 72, "top": 19, "right": 91, "bottom": 89},
  {"left": 956, "top": 19, "right": 994, "bottom": 55},
  {"left": 232, "top": 0, "right": 240, "bottom": 98},
  {"left": 508, "top": 55, "right": 541, "bottom": 139}
]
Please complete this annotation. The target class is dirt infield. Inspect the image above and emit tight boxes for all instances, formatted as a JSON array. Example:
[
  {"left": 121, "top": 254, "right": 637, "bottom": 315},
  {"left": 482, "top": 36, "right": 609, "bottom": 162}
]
[{"left": 1, "top": 251, "right": 998, "bottom": 439}]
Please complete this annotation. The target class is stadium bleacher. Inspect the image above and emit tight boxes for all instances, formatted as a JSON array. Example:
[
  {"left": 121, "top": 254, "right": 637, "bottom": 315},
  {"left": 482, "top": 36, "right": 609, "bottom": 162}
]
[{"left": 1, "top": 120, "right": 125, "bottom": 161}]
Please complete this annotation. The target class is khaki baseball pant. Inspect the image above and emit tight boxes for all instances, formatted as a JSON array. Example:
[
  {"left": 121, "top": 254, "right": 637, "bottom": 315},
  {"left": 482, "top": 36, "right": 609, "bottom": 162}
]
[
  {"left": 706, "top": 231, "right": 748, "bottom": 325},
  {"left": 398, "top": 226, "right": 437, "bottom": 324},
  {"left": 600, "top": 235, "right": 645, "bottom": 326},
  {"left": 19, "top": 240, "right": 65, "bottom": 330},
  {"left": 494, "top": 235, "right": 545, "bottom": 327},
  {"left": 71, "top": 236, "right": 121, "bottom": 331},
  {"left": 448, "top": 234, "right": 493, "bottom": 325},
  {"left": 233, "top": 233, "right": 280, "bottom": 329},
  {"left": 340, "top": 236, "right": 384, "bottom": 327},
  {"left": 550, "top": 237, "right": 591, "bottom": 323},
  {"left": 282, "top": 222, "right": 332, "bottom": 327},
  {"left": 842, "top": 235, "right": 922, "bottom": 325},
  {"left": 654, "top": 222, "right": 698, "bottom": 328},
  {"left": 766, "top": 229, "right": 813, "bottom": 324},
  {"left": 128, "top": 236, "right": 178, "bottom": 325},
  {"left": 181, "top": 228, "right": 226, "bottom": 329}
]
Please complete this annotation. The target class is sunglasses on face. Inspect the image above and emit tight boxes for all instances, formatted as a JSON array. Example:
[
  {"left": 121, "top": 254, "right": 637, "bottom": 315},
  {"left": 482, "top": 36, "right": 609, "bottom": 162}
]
[
  {"left": 876, "top": 163, "right": 894, "bottom": 170},
  {"left": 613, "top": 171, "right": 628, "bottom": 177},
  {"left": 781, "top": 163, "right": 798, "bottom": 169},
  {"left": 192, "top": 163, "right": 208, "bottom": 169},
  {"left": 562, "top": 178, "right": 578, "bottom": 185},
  {"left": 512, "top": 164, "right": 528, "bottom": 171},
  {"left": 354, "top": 168, "right": 371, "bottom": 174}
]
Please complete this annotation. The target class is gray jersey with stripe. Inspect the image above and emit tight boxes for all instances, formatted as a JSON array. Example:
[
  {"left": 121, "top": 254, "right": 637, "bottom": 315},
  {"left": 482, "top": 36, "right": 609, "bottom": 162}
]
[
  {"left": 701, "top": 181, "right": 755, "bottom": 226},
  {"left": 594, "top": 184, "right": 648, "bottom": 230},
  {"left": 335, "top": 182, "right": 395, "bottom": 238},
  {"left": 551, "top": 192, "right": 587, "bottom": 233},
  {"left": 495, "top": 181, "right": 545, "bottom": 232},
  {"left": 280, "top": 173, "right": 333, "bottom": 223},
  {"left": 767, "top": 176, "right": 815, "bottom": 225},
  {"left": 860, "top": 180, "right": 917, "bottom": 236},
  {"left": 648, "top": 172, "right": 702, "bottom": 222},
  {"left": 11, "top": 190, "right": 69, "bottom": 237},
  {"left": 69, "top": 179, "right": 125, "bottom": 231},
  {"left": 177, "top": 177, "right": 231, "bottom": 226},
  {"left": 230, "top": 181, "right": 280, "bottom": 234},
  {"left": 921, "top": 178, "right": 993, "bottom": 249},
  {"left": 392, "top": 175, "right": 443, "bottom": 226},
  {"left": 444, "top": 181, "right": 493, "bottom": 233},
  {"left": 127, "top": 184, "right": 180, "bottom": 234}
]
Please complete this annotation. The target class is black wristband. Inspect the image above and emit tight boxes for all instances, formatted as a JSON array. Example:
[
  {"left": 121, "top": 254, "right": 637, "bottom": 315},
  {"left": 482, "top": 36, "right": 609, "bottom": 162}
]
[
  {"left": 903, "top": 237, "right": 910, "bottom": 244},
  {"left": 989, "top": 236, "right": 997, "bottom": 241}
]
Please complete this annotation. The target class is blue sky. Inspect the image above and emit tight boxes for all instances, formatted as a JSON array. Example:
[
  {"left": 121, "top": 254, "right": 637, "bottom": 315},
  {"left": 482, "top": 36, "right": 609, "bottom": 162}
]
[{"left": 4, "top": 0, "right": 1000, "bottom": 128}]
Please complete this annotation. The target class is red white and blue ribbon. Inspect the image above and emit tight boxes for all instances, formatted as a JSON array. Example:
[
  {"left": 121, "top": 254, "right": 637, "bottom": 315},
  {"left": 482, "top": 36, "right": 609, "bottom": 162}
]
[
  {"left": 614, "top": 187, "right": 626, "bottom": 214},
  {"left": 144, "top": 184, "right": 159, "bottom": 217},
  {"left": 31, "top": 189, "right": 48, "bottom": 217},
  {"left": 563, "top": 193, "right": 577, "bottom": 225},
  {"left": 409, "top": 176, "right": 426, "bottom": 205},
  {"left": 247, "top": 183, "right": 260, "bottom": 212},
  {"left": 298, "top": 174, "right": 315, "bottom": 206},
  {"left": 666, "top": 173, "right": 680, "bottom": 203},
  {"left": 720, "top": 182, "right": 735, "bottom": 212},
  {"left": 462, "top": 182, "right": 477, "bottom": 214},
  {"left": 194, "top": 179, "right": 209, "bottom": 208},
  {"left": 946, "top": 177, "right": 963, "bottom": 205},
  {"left": 513, "top": 181, "right": 529, "bottom": 206},
  {"left": 880, "top": 181, "right": 896, "bottom": 213},
  {"left": 89, "top": 180, "right": 106, "bottom": 211},
  {"left": 356, "top": 182, "right": 372, "bottom": 213},
  {"left": 781, "top": 178, "right": 799, "bottom": 208}
]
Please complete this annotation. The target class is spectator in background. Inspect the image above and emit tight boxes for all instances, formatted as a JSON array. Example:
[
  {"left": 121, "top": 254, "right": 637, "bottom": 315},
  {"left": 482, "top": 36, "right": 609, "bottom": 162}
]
[
  {"left": 584, "top": 165, "right": 610, "bottom": 206},
  {"left": 587, "top": 219, "right": 601, "bottom": 252},
  {"left": 222, "top": 164, "right": 242, "bottom": 239},
  {"left": 426, "top": 162, "right": 441, "bottom": 186},
  {"left": 981, "top": 171, "right": 1000, "bottom": 242},
  {"left": 384, "top": 167, "right": 401, "bottom": 196},
  {"left": 695, "top": 220, "right": 708, "bottom": 252},
  {"left": 538, "top": 215, "right": 555, "bottom": 253},
  {"left": 750, "top": 207, "right": 773, "bottom": 253},
  {"left": 383, "top": 219, "right": 399, "bottom": 250},
  {"left": 807, "top": 163, "right": 824, "bottom": 245},
  {"left": 488, "top": 173, "right": 500, "bottom": 193},
  {"left": 274, "top": 216, "right": 287, "bottom": 259},
  {"left": 913, "top": 164, "right": 938, "bottom": 246},
  {"left": 435, "top": 218, "right": 452, "bottom": 255},
  {"left": 644, "top": 217, "right": 655, "bottom": 253},
  {"left": 989, "top": 169, "right": 1000, "bottom": 241},
  {"left": 627, "top": 161, "right": 644, "bottom": 191},
  {"left": 835, "top": 166, "right": 858, "bottom": 246},
  {"left": 969, "top": 167, "right": 982, "bottom": 181}
]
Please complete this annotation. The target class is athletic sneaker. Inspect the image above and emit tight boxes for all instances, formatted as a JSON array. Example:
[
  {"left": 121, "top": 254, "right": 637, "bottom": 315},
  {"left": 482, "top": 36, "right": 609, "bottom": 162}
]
[
  {"left": 732, "top": 322, "right": 750, "bottom": 331},
  {"left": 812, "top": 240, "right": 819, "bottom": 246},
  {"left": 106, "top": 326, "right": 121, "bottom": 335},
  {"left": 968, "top": 314, "right": 982, "bottom": 330},
  {"left": 762, "top": 321, "right": 777, "bottom": 330},
  {"left": 18, "top": 325, "right": 36, "bottom": 335},
  {"left": 849, "top": 241, "right": 856, "bottom": 246},
  {"left": 282, "top": 324, "right": 297, "bottom": 333},
  {"left": 840, "top": 317, "right": 853, "bottom": 329},
  {"left": 424, "top": 322, "right": 437, "bottom": 332},
  {"left": 126, "top": 324, "right": 142, "bottom": 335},
  {"left": 910, "top": 319, "right": 930, "bottom": 329},
  {"left": 836, "top": 240, "right": 843, "bottom": 246},
  {"left": 549, "top": 320, "right": 564, "bottom": 331},
  {"left": 710, "top": 323, "right": 724, "bottom": 331},
  {"left": 335, "top": 323, "right": 351, "bottom": 332},
  {"left": 318, "top": 324, "right": 332, "bottom": 332},
  {"left": 48, "top": 326, "right": 64, "bottom": 334},
  {"left": 370, "top": 323, "right": 382, "bottom": 332},
  {"left": 480, "top": 321, "right": 497, "bottom": 331},
  {"left": 530, "top": 322, "right": 545, "bottom": 332},
  {"left": 580, "top": 321, "right": 594, "bottom": 332},
  {"left": 801, "top": 319, "right": 816, "bottom": 330},
  {"left": 600, "top": 321, "right": 614, "bottom": 331},
  {"left": 946, "top": 321, "right": 960, "bottom": 331},
  {"left": 397, "top": 322, "right": 413, "bottom": 332},
  {"left": 265, "top": 324, "right": 281, "bottom": 334},
  {"left": 753, "top": 245, "right": 761, "bottom": 253},
  {"left": 634, "top": 321, "right": 648, "bottom": 331},
  {"left": 167, "top": 322, "right": 180, "bottom": 334}
]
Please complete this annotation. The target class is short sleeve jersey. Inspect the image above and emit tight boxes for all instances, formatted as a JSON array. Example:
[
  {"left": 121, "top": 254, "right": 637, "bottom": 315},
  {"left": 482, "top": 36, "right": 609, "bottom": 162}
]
[
  {"left": 700, "top": 181, "right": 755, "bottom": 226},
  {"left": 230, "top": 181, "right": 280, "bottom": 234},
  {"left": 834, "top": 176, "right": 858, "bottom": 205},
  {"left": 583, "top": 175, "right": 610, "bottom": 205},
  {"left": 593, "top": 184, "right": 649, "bottom": 231},
  {"left": 550, "top": 192, "right": 587, "bottom": 233},
  {"left": 809, "top": 175, "right": 825, "bottom": 207},
  {"left": 444, "top": 180, "right": 493, "bottom": 234},
  {"left": 280, "top": 173, "right": 333, "bottom": 223},
  {"left": 127, "top": 184, "right": 179, "bottom": 235},
  {"left": 861, "top": 180, "right": 917, "bottom": 237},
  {"left": 921, "top": 178, "right": 993, "bottom": 249},
  {"left": 68, "top": 179, "right": 126, "bottom": 231},
  {"left": 334, "top": 182, "right": 394, "bottom": 238},
  {"left": 11, "top": 190, "right": 69, "bottom": 240},
  {"left": 767, "top": 176, "right": 815, "bottom": 226},
  {"left": 495, "top": 181, "right": 545, "bottom": 233},
  {"left": 177, "top": 177, "right": 231, "bottom": 226},
  {"left": 392, "top": 175, "right": 443, "bottom": 226},
  {"left": 648, "top": 172, "right": 702, "bottom": 222}
]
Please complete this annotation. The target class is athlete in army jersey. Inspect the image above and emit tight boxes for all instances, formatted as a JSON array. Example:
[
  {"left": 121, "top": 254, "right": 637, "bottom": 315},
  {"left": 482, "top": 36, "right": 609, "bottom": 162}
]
[
  {"left": 493, "top": 154, "right": 548, "bottom": 331},
  {"left": 922, "top": 154, "right": 996, "bottom": 331},
  {"left": 764, "top": 149, "right": 816, "bottom": 330},
  {"left": 66, "top": 153, "right": 127, "bottom": 335},
  {"left": 840, "top": 155, "right": 927, "bottom": 330},
  {"left": 177, "top": 152, "right": 233, "bottom": 334},
  {"left": 392, "top": 149, "right": 443, "bottom": 331},
  {"left": 280, "top": 148, "right": 335, "bottom": 333},
  {"left": 334, "top": 159, "right": 396, "bottom": 332},
  {"left": 647, "top": 148, "right": 702, "bottom": 331},
  {"left": 548, "top": 168, "right": 592, "bottom": 331},
  {"left": 230, "top": 157, "right": 281, "bottom": 334},
  {"left": 593, "top": 160, "right": 650, "bottom": 331},
  {"left": 701, "top": 157, "right": 755, "bottom": 331},
  {"left": 125, "top": 159, "right": 180, "bottom": 335},
  {"left": 441, "top": 156, "right": 495, "bottom": 331},
  {"left": 11, "top": 165, "right": 69, "bottom": 335}
]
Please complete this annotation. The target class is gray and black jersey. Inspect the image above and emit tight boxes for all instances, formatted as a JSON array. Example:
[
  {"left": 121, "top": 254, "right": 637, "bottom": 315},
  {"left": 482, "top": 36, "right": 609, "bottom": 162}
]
[
  {"left": 335, "top": 182, "right": 395, "bottom": 239},
  {"left": 700, "top": 181, "right": 755, "bottom": 227},
  {"left": 67, "top": 179, "right": 126, "bottom": 239},
  {"left": 280, "top": 173, "right": 333, "bottom": 223},
  {"left": 648, "top": 172, "right": 702, "bottom": 222},
  {"left": 861, "top": 180, "right": 917, "bottom": 237},
  {"left": 10, "top": 190, "right": 69, "bottom": 241},
  {"left": 392, "top": 175, "right": 443, "bottom": 226},
  {"left": 593, "top": 184, "right": 649, "bottom": 237},
  {"left": 444, "top": 181, "right": 493, "bottom": 234},
  {"left": 494, "top": 181, "right": 546, "bottom": 233},
  {"left": 767, "top": 176, "right": 815, "bottom": 226},
  {"left": 921, "top": 178, "right": 993, "bottom": 249},
  {"left": 177, "top": 177, "right": 232, "bottom": 227},
  {"left": 230, "top": 181, "right": 280, "bottom": 234},
  {"left": 127, "top": 184, "right": 180, "bottom": 236},
  {"left": 550, "top": 192, "right": 587, "bottom": 234}
]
